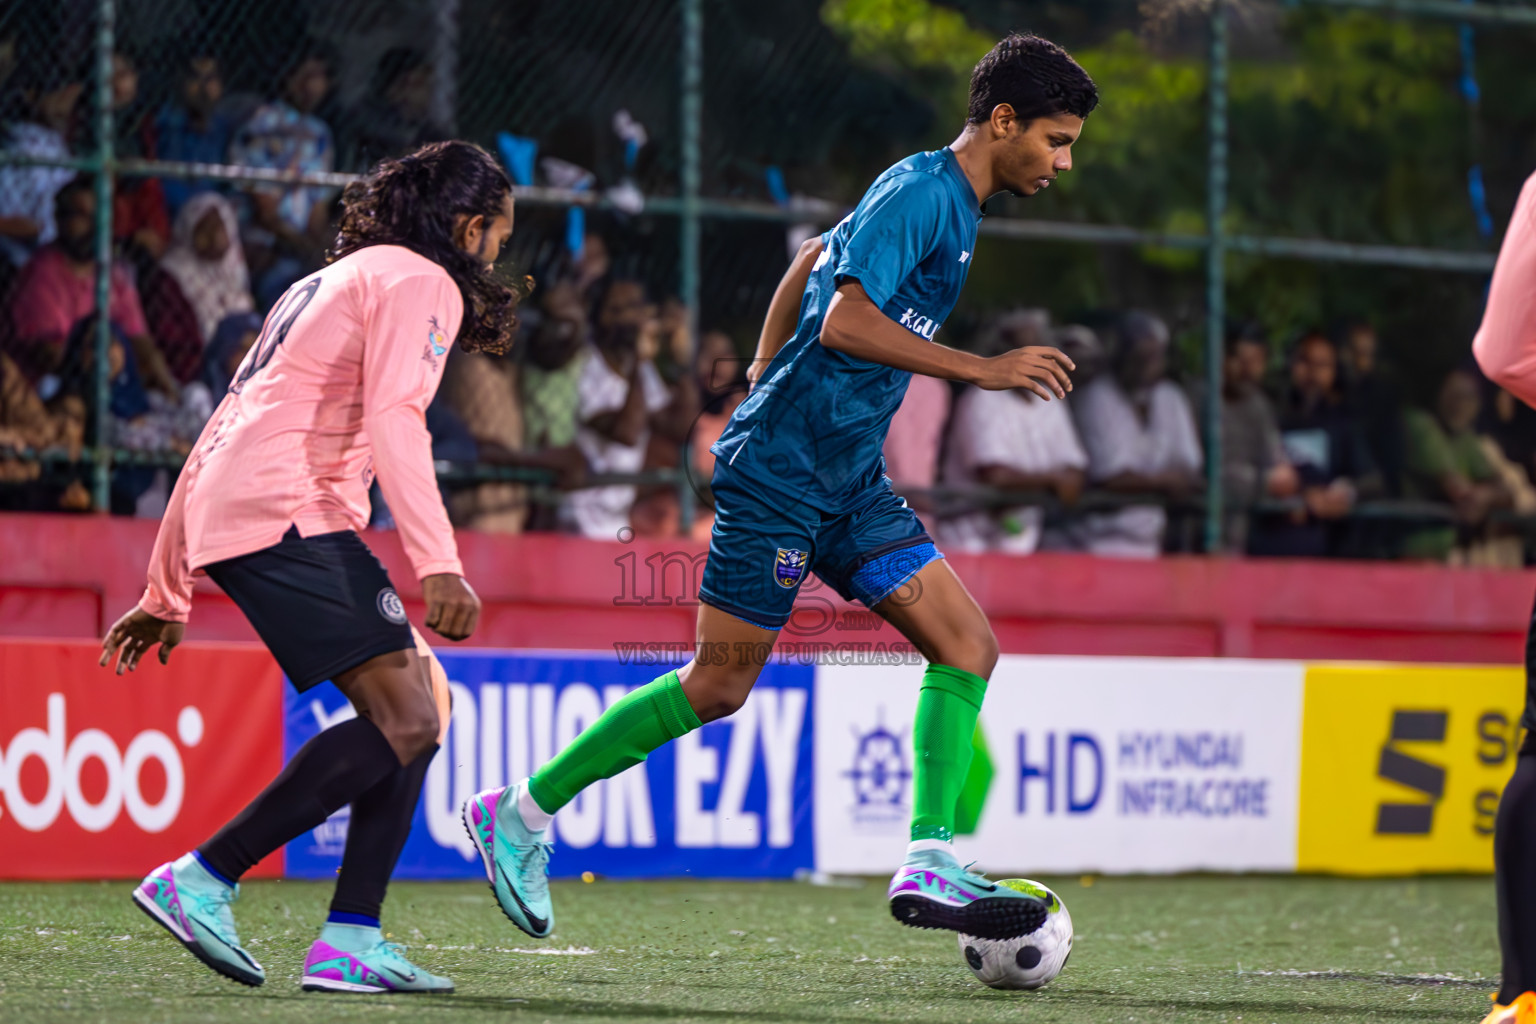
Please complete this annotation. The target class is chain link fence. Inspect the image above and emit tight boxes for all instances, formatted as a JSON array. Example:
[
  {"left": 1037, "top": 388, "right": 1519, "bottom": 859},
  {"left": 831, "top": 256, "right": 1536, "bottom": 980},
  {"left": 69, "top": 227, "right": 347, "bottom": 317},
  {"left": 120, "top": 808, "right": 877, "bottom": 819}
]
[{"left": 0, "top": 0, "right": 1532, "bottom": 563}]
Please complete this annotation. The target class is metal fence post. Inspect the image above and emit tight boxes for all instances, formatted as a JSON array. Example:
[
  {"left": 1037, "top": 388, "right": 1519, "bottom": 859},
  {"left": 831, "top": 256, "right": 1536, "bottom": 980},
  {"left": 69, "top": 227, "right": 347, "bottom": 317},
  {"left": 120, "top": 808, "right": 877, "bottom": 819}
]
[
  {"left": 432, "top": 0, "right": 460, "bottom": 136},
  {"left": 678, "top": 0, "right": 703, "bottom": 535},
  {"left": 92, "top": 0, "right": 116, "bottom": 512},
  {"left": 1204, "top": 0, "right": 1229, "bottom": 554}
]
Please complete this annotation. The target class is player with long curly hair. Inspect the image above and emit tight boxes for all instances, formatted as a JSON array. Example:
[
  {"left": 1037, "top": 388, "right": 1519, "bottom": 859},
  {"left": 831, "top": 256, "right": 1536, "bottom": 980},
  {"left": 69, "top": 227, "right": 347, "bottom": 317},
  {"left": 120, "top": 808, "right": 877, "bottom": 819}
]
[{"left": 100, "top": 139, "right": 516, "bottom": 995}]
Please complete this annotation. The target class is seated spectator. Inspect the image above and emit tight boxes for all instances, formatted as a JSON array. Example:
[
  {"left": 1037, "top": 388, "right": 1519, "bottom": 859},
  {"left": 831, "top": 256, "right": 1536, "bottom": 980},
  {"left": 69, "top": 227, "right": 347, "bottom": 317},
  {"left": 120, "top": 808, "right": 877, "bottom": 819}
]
[
  {"left": 655, "top": 296, "right": 695, "bottom": 377},
  {"left": 155, "top": 50, "right": 235, "bottom": 217},
  {"left": 0, "top": 63, "right": 82, "bottom": 268},
  {"left": 1401, "top": 367, "right": 1513, "bottom": 562},
  {"left": 341, "top": 48, "right": 448, "bottom": 170},
  {"left": 1055, "top": 323, "right": 1105, "bottom": 388},
  {"left": 883, "top": 368, "right": 952, "bottom": 508},
  {"left": 1071, "top": 311, "right": 1203, "bottom": 557},
  {"left": 570, "top": 232, "right": 612, "bottom": 305},
  {"left": 228, "top": 41, "right": 337, "bottom": 307},
  {"left": 440, "top": 346, "right": 529, "bottom": 534},
  {"left": 1192, "top": 324, "right": 1299, "bottom": 552},
  {"left": 563, "top": 278, "right": 689, "bottom": 539},
  {"left": 141, "top": 192, "right": 254, "bottom": 383},
  {"left": 631, "top": 294, "right": 703, "bottom": 538},
  {"left": 684, "top": 330, "right": 748, "bottom": 542},
  {"left": 694, "top": 328, "right": 743, "bottom": 408},
  {"left": 938, "top": 313, "right": 1088, "bottom": 554},
  {"left": 1475, "top": 387, "right": 1536, "bottom": 567},
  {"left": 105, "top": 49, "right": 170, "bottom": 269},
  {"left": 1338, "top": 318, "right": 1406, "bottom": 495},
  {"left": 0, "top": 349, "right": 99, "bottom": 511},
  {"left": 1484, "top": 381, "right": 1536, "bottom": 485},
  {"left": 199, "top": 311, "right": 262, "bottom": 398},
  {"left": 0, "top": 352, "right": 68, "bottom": 486},
  {"left": 52, "top": 319, "right": 213, "bottom": 447},
  {"left": 1249, "top": 331, "right": 1379, "bottom": 558},
  {"left": 435, "top": 290, "right": 587, "bottom": 534},
  {"left": 10, "top": 177, "right": 178, "bottom": 397},
  {"left": 522, "top": 279, "right": 588, "bottom": 451},
  {"left": 50, "top": 318, "right": 213, "bottom": 515}
]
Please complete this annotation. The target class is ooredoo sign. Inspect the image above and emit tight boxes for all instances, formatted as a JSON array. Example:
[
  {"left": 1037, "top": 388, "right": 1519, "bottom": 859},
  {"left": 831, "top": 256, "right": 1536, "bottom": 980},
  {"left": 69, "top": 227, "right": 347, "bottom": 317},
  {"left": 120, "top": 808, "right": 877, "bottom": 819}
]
[{"left": 0, "top": 640, "right": 284, "bottom": 878}]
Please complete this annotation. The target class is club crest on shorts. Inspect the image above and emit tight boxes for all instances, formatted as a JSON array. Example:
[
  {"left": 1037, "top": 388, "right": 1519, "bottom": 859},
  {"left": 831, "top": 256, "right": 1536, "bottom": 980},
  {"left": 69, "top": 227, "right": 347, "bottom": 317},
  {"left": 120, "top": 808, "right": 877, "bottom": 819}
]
[
  {"left": 377, "top": 587, "right": 407, "bottom": 624},
  {"left": 773, "top": 548, "right": 807, "bottom": 589}
]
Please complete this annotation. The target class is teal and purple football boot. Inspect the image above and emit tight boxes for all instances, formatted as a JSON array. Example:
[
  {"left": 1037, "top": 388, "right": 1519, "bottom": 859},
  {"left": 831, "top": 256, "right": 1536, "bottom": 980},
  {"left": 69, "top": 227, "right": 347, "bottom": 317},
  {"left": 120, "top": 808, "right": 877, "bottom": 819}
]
[
  {"left": 462, "top": 785, "right": 553, "bottom": 938},
  {"left": 301, "top": 924, "right": 453, "bottom": 994},
  {"left": 132, "top": 852, "right": 265, "bottom": 986},
  {"left": 888, "top": 842, "right": 1048, "bottom": 939}
]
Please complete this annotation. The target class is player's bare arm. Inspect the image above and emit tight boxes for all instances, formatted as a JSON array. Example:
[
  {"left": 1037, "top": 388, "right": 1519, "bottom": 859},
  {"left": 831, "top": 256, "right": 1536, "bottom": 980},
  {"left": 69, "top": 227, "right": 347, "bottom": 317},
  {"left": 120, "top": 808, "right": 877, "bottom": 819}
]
[
  {"left": 820, "top": 280, "right": 1074, "bottom": 399},
  {"left": 749, "top": 235, "right": 824, "bottom": 387}
]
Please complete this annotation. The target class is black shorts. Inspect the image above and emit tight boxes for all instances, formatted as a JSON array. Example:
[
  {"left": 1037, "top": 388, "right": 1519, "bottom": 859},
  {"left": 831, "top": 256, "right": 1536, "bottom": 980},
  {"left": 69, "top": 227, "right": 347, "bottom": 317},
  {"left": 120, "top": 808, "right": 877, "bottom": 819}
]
[{"left": 203, "top": 527, "right": 415, "bottom": 692}]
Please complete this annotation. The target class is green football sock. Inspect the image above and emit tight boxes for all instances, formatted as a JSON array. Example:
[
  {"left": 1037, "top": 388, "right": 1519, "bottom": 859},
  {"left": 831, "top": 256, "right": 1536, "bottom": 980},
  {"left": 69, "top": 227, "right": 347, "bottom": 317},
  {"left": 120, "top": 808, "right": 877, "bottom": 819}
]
[
  {"left": 528, "top": 670, "right": 701, "bottom": 814},
  {"left": 909, "top": 664, "right": 988, "bottom": 843}
]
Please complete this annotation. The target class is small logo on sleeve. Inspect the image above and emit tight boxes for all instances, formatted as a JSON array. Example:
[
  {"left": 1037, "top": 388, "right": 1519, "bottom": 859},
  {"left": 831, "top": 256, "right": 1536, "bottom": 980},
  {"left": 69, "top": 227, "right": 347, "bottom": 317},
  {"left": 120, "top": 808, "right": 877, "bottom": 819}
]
[
  {"left": 421, "top": 316, "right": 449, "bottom": 369},
  {"left": 377, "top": 588, "right": 408, "bottom": 625},
  {"left": 773, "top": 548, "right": 808, "bottom": 589}
]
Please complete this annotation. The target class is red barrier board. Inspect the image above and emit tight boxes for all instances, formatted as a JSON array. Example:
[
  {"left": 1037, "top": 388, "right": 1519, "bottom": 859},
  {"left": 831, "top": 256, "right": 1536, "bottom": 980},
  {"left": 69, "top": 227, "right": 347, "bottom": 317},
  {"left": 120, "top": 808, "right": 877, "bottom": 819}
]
[
  {"left": 2, "top": 512, "right": 1534, "bottom": 664},
  {"left": 0, "top": 639, "right": 284, "bottom": 879}
]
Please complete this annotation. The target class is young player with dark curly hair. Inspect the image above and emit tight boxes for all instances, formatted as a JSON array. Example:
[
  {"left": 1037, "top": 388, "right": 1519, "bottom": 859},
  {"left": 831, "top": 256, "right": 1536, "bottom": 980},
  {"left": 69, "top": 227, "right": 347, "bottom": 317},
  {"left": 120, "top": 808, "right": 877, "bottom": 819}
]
[{"left": 100, "top": 139, "right": 517, "bottom": 994}]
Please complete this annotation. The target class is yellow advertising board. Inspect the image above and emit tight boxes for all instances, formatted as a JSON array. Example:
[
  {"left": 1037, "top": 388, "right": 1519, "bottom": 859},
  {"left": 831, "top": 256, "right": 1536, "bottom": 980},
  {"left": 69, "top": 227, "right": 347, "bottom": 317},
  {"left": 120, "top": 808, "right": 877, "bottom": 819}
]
[{"left": 1296, "top": 664, "right": 1524, "bottom": 874}]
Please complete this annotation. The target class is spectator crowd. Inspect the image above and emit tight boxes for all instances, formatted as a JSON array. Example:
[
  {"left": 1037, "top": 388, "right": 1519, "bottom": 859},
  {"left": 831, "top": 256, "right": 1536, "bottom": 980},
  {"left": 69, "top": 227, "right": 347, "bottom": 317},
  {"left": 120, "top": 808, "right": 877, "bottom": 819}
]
[
  {"left": 0, "top": 41, "right": 1532, "bottom": 566},
  {"left": 0, "top": 41, "right": 445, "bottom": 513},
  {"left": 909, "top": 309, "right": 1536, "bottom": 565}
]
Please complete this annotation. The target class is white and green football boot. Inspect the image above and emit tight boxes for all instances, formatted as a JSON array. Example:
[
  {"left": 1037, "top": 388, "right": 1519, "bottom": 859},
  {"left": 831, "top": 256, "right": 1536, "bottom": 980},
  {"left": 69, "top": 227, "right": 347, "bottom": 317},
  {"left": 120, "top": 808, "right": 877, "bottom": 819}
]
[
  {"left": 463, "top": 784, "right": 553, "bottom": 938},
  {"left": 888, "top": 840, "right": 1049, "bottom": 939},
  {"left": 132, "top": 852, "right": 265, "bottom": 986}
]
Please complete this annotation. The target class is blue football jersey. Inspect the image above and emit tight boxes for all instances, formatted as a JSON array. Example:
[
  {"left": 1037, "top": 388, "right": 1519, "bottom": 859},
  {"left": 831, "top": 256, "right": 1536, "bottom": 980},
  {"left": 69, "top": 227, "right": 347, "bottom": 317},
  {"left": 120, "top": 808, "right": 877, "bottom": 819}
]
[{"left": 711, "top": 147, "right": 982, "bottom": 514}]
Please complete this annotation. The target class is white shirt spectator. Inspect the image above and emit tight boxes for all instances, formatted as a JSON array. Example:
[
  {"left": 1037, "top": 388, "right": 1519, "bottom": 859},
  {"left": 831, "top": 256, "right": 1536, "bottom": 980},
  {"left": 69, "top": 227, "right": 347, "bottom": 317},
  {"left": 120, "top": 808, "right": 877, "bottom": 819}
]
[
  {"left": 938, "top": 386, "right": 1088, "bottom": 554},
  {"left": 0, "top": 122, "right": 74, "bottom": 266},
  {"left": 563, "top": 343, "right": 670, "bottom": 539},
  {"left": 1072, "top": 375, "right": 1203, "bottom": 557}
]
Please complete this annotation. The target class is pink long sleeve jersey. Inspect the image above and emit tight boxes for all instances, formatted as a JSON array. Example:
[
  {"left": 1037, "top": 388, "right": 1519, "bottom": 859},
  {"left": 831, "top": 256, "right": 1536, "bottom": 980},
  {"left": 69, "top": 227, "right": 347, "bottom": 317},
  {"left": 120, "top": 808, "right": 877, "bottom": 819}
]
[
  {"left": 141, "top": 245, "right": 465, "bottom": 622},
  {"left": 1475, "top": 171, "right": 1536, "bottom": 409}
]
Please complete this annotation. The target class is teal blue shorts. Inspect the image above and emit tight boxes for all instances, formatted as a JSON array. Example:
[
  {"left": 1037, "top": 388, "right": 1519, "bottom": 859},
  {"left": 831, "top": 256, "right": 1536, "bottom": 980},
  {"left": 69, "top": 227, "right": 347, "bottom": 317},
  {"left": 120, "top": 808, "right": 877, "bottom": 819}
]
[{"left": 697, "top": 463, "right": 942, "bottom": 631}]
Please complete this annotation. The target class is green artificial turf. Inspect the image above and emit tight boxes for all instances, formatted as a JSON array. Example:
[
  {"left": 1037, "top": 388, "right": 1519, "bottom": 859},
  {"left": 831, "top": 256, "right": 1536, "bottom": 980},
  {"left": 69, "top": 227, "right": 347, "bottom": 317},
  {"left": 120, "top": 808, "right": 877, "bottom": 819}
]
[{"left": 0, "top": 875, "right": 1502, "bottom": 1023}]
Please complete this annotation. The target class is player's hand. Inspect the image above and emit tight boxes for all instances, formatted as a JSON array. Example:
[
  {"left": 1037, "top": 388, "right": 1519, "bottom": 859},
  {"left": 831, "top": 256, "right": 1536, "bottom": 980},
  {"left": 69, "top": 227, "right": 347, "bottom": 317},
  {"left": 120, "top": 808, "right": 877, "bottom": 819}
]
[
  {"left": 547, "top": 445, "right": 588, "bottom": 490},
  {"left": 100, "top": 605, "right": 184, "bottom": 675},
  {"left": 746, "top": 356, "right": 769, "bottom": 390},
  {"left": 636, "top": 322, "right": 662, "bottom": 364},
  {"left": 423, "top": 573, "right": 480, "bottom": 641},
  {"left": 970, "top": 346, "right": 1075, "bottom": 399}
]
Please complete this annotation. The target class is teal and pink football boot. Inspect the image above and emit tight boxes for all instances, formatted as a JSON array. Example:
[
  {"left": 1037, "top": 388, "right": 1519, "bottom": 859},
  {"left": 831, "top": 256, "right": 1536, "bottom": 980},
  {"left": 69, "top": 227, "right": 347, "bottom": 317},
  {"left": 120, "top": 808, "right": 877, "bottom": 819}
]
[
  {"left": 888, "top": 840, "right": 1048, "bottom": 939},
  {"left": 301, "top": 923, "right": 453, "bottom": 994},
  {"left": 132, "top": 852, "right": 265, "bottom": 986},
  {"left": 462, "top": 784, "right": 553, "bottom": 938}
]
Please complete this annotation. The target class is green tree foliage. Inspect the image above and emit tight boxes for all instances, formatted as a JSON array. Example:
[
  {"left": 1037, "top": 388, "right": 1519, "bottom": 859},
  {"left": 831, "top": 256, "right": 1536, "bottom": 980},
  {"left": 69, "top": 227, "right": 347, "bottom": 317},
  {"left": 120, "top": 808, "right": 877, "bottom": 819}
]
[{"left": 820, "top": 1, "right": 1535, "bottom": 385}]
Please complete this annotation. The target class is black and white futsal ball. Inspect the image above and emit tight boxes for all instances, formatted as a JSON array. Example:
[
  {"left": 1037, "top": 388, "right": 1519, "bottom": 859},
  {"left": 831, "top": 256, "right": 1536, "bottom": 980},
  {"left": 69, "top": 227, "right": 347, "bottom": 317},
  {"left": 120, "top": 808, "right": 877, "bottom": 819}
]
[{"left": 957, "top": 878, "right": 1073, "bottom": 990}]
